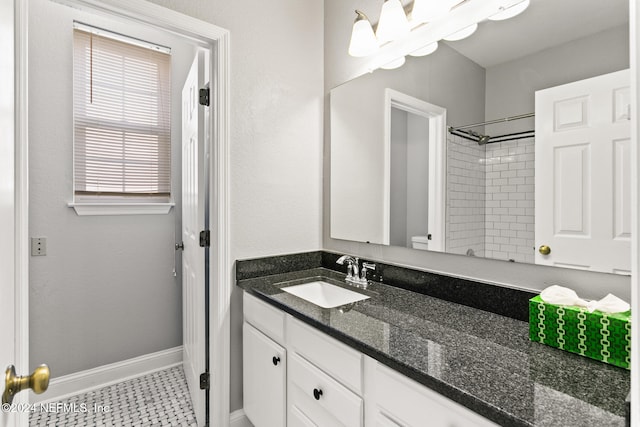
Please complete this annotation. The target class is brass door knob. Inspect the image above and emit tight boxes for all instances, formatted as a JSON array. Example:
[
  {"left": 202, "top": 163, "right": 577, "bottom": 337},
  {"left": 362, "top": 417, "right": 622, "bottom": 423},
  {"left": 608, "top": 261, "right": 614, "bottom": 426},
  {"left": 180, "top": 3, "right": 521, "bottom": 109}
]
[
  {"left": 2, "top": 364, "right": 50, "bottom": 405},
  {"left": 539, "top": 245, "right": 551, "bottom": 255}
]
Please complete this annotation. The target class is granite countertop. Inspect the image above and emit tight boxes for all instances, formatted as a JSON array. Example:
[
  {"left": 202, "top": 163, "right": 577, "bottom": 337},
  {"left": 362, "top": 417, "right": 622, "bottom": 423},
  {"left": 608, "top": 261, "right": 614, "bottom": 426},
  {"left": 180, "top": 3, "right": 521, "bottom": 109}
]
[{"left": 237, "top": 267, "right": 630, "bottom": 427}]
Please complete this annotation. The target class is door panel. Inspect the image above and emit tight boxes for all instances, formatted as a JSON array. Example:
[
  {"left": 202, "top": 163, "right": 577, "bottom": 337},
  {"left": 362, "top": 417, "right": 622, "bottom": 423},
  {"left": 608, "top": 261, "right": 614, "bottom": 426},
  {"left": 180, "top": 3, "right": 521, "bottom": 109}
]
[
  {"left": 535, "top": 70, "right": 631, "bottom": 273},
  {"left": 552, "top": 143, "right": 590, "bottom": 236},
  {"left": 182, "top": 51, "right": 206, "bottom": 426},
  {"left": 613, "top": 138, "right": 632, "bottom": 240}
]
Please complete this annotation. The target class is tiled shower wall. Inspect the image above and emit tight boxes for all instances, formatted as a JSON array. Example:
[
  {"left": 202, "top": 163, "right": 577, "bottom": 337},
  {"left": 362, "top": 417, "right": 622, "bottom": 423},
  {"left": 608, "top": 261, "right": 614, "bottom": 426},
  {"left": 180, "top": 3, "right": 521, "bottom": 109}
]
[
  {"left": 445, "top": 135, "right": 535, "bottom": 263},
  {"left": 483, "top": 139, "right": 535, "bottom": 263},
  {"left": 446, "top": 134, "right": 486, "bottom": 257}
]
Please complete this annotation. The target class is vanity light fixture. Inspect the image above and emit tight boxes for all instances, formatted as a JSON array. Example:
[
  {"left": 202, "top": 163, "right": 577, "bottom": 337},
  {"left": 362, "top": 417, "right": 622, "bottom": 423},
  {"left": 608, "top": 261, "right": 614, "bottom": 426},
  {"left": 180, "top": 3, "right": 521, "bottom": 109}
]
[
  {"left": 376, "top": 0, "right": 411, "bottom": 44},
  {"left": 380, "top": 56, "right": 406, "bottom": 70},
  {"left": 348, "top": 0, "right": 531, "bottom": 70},
  {"left": 488, "top": 0, "right": 530, "bottom": 21},
  {"left": 443, "top": 23, "right": 478, "bottom": 41},
  {"left": 411, "top": 0, "right": 457, "bottom": 24},
  {"left": 348, "top": 10, "right": 379, "bottom": 57},
  {"left": 409, "top": 41, "right": 439, "bottom": 57}
]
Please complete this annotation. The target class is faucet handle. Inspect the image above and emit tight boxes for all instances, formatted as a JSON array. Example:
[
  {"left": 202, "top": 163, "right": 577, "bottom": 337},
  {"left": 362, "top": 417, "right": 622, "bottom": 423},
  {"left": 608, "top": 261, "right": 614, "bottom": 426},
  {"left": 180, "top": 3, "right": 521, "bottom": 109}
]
[
  {"left": 362, "top": 262, "right": 376, "bottom": 270},
  {"left": 361, "top": 262, "right": 376, "bottom": 281},
  {"left": 345, "top": 262, "right": 354, "bottom": 279}
]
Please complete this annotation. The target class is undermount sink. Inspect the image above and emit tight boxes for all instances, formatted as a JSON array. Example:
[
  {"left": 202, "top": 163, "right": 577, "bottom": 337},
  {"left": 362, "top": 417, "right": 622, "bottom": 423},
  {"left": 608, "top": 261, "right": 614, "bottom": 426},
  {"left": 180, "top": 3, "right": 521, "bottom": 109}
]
[{"left": 281, "top": 281, "right": 370, "bottom": 308}]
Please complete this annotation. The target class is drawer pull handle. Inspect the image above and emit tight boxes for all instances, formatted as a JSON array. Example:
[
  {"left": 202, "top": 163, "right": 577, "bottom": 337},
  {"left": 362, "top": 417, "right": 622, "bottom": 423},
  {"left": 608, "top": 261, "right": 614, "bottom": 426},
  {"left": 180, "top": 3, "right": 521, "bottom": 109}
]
[
  {"left": 313, "top": 388, "right": 323, "bottom": 400},
  {"left": 272, "top": 356, "right": 281, "bottom": 366}
]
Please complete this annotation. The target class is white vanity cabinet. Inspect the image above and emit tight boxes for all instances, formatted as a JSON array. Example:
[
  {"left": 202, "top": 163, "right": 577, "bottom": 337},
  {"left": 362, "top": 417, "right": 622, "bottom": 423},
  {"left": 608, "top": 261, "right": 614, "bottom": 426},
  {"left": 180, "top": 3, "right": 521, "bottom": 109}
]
[
  {"left": 243, "top": 292, "right": 498, "bottom": 427},
  {"left": 243, "top": 294, "right": 287, "bottom": 427}
]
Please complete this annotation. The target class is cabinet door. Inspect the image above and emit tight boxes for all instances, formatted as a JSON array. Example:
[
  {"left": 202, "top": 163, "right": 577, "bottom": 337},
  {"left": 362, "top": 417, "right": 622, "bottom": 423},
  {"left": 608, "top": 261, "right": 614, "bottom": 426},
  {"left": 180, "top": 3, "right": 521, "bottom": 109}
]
[{"left": 243, "top": 322, "right": 286, "bottom": 427}]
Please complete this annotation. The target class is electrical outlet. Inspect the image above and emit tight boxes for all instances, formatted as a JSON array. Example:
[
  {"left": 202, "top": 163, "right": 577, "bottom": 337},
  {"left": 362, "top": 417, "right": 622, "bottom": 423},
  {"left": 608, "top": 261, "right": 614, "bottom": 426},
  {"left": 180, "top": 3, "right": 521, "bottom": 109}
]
[{"left": 31, "top": 237, "right": 47, "bottom": 256}]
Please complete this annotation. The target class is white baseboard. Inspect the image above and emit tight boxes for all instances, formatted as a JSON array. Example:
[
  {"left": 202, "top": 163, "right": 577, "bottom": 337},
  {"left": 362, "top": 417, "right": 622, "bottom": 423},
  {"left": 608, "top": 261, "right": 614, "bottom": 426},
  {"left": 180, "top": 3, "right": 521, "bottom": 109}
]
[
  {"left": 230, "top": 409, "right": 253, "bottom": 427},
  {"left": 32, "top": 346, "right": 183, "bottom": 404}
]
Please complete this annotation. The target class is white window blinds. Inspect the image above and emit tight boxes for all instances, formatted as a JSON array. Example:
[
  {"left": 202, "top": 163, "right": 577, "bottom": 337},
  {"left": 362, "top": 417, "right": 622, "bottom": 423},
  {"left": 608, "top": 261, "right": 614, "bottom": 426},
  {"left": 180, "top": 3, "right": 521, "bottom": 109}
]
[{"left": 73, "top": 27, "right": 171, "bottom": 200}]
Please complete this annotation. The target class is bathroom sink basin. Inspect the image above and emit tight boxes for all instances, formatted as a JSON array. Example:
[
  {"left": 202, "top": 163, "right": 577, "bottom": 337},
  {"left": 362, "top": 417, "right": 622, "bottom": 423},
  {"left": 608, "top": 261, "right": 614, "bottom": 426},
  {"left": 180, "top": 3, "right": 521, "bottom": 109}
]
[{"left": 281, "top": 281, "right": 370, "bottom": 308}]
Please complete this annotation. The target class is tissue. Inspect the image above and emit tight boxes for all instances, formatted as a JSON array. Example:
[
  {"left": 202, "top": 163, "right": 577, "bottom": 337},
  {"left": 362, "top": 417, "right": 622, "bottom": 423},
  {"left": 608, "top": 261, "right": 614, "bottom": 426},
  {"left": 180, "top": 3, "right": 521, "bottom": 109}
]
[
  {"left": 540, "top": 285, "right": 589, "bottom": 308},
  {"left": 540, "top": 285, "right": 629, "bottom": 314},
  {"left": 587, "top": 293, "right": 630, "bottom": 314}
]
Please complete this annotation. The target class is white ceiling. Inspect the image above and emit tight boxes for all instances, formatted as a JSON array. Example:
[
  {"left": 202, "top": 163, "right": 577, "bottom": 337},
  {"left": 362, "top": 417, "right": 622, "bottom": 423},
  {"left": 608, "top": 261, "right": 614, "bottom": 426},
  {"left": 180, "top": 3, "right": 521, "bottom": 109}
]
[{"left": 444, "top": 0, "right": 629, "bottom": 68}]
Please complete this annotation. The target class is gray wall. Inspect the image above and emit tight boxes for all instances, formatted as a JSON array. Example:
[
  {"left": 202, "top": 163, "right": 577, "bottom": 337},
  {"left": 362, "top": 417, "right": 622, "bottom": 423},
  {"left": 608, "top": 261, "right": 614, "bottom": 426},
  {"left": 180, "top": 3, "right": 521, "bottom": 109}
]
[
  {"left": 146, "top": 0, "right": 325, "bottom": 413},
  {"left": 324, "top": 0, "right": 631, "bottom": 301},
  {"left": 29, "top": 0, "right": 197, "bottom": 376}
]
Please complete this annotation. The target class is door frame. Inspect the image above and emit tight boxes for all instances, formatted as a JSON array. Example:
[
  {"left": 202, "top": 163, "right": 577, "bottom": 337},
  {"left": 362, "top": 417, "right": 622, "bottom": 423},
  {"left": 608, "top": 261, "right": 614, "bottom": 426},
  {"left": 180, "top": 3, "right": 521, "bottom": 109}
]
[
  {"left": 383, "top": 89, "right": 446, "bottom": 251},
  {"left": 7, "top": 0, "right": 29, "bottom": 425},
  {"left": 14, "top": 1, "right": 231, "bottom": 426},
  {"left": 631, "top": 0, "right": 640, "bottom": 422}
]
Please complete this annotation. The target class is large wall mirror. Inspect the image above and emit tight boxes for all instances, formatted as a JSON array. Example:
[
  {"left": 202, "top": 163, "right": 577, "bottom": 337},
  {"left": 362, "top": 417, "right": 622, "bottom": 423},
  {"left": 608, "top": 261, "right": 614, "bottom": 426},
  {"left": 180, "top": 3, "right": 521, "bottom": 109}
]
[{"left": 330, "top": 0, "right": 630, "bottom": 274}]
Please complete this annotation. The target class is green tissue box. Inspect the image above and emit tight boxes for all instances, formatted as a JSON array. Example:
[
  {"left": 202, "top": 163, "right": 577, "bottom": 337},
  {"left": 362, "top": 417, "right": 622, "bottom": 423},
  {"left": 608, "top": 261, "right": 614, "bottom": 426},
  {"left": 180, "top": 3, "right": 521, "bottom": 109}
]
[{"left": 529, "top": 295, "right": 631, "bottom": 370}]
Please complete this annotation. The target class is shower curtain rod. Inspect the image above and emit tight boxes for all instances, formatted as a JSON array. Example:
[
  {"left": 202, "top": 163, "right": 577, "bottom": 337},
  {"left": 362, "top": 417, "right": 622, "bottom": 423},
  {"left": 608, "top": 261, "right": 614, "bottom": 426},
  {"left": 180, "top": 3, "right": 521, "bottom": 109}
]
[
  {"left": 449, "top": 112, "right": 535, "bottom": 132},
  {"left": 449, "top": 128, "right": 535, "bottom": 145}
]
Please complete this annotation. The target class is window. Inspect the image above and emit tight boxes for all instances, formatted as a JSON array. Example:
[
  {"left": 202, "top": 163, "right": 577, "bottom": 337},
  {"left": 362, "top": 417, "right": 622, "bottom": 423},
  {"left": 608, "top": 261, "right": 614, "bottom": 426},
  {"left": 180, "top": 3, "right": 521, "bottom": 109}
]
[{"left": 72, "top": 24, "right": 172, "bottom": 213}]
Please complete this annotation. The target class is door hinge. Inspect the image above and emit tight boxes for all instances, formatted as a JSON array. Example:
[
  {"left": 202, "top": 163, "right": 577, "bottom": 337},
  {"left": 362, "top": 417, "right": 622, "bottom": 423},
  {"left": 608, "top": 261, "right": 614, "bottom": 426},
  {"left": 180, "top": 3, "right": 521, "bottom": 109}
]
[
  {"left": 199, "top": 372, "right": 210, "bottom": 390},
  {"left": 427, "top": 234, "right": 432, "bottom": 240},
  {"left": 199, "top": 230, "right": 210, "bottom": 248},
  {"left": 199, "top": 87, "right": 210, "bottom": 107}
]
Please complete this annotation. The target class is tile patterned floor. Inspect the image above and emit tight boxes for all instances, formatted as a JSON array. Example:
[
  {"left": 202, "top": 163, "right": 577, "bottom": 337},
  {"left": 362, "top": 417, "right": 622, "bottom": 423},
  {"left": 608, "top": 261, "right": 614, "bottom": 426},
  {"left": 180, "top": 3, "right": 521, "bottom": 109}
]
[{"left": 29, "top": 366, "right": 197, "bottom": 426}]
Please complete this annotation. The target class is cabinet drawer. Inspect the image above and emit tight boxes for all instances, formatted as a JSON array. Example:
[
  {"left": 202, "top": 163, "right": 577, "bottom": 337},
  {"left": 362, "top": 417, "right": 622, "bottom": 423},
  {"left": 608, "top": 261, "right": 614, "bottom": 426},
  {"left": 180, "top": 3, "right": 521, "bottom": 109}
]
[
  {"left": 375, "top": 413, "right": 402, "bottom": 427},
  {"left": 244, "top": 291, "right": 285, "bottom": 344},
  {"left": 289, "top": 352, "right": 363, "bottom": 427},
  {"left": 287, "top": 316, "right": 363, "bottom": 394},
  {"left": 372, "top": 361, "right": 498, "bottom": 427},
  {"left": 289, "top": 405, "right": 317, "bottom": 427}
]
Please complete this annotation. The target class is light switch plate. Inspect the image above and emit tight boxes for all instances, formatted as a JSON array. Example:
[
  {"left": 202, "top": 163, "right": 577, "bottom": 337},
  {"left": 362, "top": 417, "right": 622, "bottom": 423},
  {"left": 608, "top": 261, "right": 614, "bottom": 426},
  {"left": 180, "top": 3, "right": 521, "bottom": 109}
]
[{"left": 31, "top": 237, "right": 47, "bottom": 256}]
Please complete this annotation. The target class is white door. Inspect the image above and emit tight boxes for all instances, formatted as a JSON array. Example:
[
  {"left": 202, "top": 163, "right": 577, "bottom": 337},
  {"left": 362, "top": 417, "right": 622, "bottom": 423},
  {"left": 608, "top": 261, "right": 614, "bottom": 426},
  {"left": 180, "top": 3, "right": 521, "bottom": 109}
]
[
  {"left": 0, "top": 86, "right": 19, "bottom": 426},
  {"left": 1, "top": 1, "right": 20, "bottom": 425},
  {"left": 182, "top": 51, "right": 207, "bottom": 426},
  {"left": 535, "top": 70, "right": 631, "bottom": 273}
]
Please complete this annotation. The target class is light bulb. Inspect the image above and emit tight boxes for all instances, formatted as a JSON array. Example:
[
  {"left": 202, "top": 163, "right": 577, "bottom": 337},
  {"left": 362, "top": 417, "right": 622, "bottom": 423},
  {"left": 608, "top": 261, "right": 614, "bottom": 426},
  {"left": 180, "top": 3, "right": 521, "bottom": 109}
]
[
  {"left": 411, "top": 0, "right": 456, "bottom": 24},
  {"left": 443, "top": 23, "right": 478, "bottom": 41},
  {"left": 348, "top": 10, "right": 379, "bottom": 57},
  {"left": 381, "top": 57, "right": 406, "bottom": 70},
  {"left": 488, "top": 0, "right": 530, "bottom": 21},
  {"left": 409, "top": 41, "right": 438, "bottom": 57},
  {"left": 376, "top": 0, "right": 410, "bottom": 44}
]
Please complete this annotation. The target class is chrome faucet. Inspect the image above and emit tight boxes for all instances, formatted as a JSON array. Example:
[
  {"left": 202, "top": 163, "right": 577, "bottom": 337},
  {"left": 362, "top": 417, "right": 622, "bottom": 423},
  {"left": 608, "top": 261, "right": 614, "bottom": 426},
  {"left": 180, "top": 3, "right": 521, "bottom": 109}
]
[
  {"left": 336, "top": 255, "right": 359, "bottom": 281},
  {"left": 336, "top": 255, "right": 376, "bottom": 287}
]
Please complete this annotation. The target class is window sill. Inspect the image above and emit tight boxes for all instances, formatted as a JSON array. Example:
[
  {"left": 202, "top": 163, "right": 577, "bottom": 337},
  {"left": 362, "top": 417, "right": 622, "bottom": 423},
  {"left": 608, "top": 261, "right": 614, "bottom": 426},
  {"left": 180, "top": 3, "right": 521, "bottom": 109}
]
[{"left": 68, "top": 202, "right": 174, "bottom": 216}]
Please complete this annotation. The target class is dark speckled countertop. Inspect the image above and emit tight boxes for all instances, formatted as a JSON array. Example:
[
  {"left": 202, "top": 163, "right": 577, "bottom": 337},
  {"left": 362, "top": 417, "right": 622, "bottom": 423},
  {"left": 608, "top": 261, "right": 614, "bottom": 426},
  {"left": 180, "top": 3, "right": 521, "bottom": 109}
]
[{"left": 237, "top": 265, "right": 630, "bottom": 427}]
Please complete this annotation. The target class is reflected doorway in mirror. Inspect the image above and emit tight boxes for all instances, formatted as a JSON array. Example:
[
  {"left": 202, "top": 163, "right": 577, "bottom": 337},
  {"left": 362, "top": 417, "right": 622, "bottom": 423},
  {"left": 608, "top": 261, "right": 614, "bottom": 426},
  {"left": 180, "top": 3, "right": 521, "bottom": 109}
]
[{"left": 385, "top": 89, "right": 446, "bottom": 252}]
